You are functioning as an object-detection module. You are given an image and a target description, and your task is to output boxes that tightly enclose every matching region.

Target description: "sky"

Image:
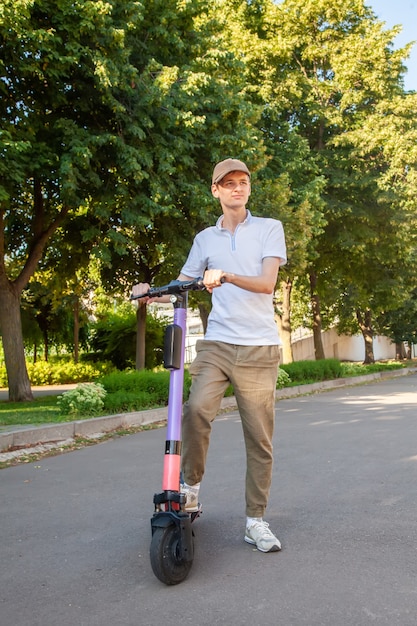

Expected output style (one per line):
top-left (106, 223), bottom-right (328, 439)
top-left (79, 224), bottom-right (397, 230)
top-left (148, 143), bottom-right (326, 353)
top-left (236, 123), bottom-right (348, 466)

top-left (367, 0), bottom-right (417, 91)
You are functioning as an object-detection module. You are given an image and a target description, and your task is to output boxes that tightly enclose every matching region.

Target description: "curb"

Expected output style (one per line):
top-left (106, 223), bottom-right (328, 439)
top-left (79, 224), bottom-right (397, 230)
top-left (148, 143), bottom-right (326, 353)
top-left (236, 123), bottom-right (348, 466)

top-left (1, 367), bottom-right (415, 456)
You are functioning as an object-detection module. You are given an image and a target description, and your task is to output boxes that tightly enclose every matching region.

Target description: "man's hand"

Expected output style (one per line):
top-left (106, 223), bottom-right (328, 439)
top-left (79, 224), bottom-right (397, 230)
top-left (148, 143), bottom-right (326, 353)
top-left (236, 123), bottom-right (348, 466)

top-left (131, 282), bottom-right (173, 304)
top-left (131, 282), bottom-right (152, 303)
top-left (203, 269), bottom-right (225, 293)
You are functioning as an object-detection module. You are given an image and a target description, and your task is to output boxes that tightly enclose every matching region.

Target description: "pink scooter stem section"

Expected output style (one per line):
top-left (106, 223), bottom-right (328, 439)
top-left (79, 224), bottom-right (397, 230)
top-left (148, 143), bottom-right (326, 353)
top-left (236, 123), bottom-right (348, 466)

top-left (162, 453), bottom-right (181, 491)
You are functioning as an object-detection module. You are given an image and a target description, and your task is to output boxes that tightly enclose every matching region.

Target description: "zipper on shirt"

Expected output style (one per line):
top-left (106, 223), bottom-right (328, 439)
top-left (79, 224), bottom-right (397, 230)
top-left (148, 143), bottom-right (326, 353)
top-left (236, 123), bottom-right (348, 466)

top-left (228, 223), bottom-right (243, 251)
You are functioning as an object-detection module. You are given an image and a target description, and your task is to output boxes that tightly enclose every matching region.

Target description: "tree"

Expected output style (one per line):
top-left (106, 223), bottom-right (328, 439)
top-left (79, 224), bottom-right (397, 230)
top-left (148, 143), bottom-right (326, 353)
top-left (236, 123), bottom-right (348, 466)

top-left (322, 89), bottom-right (417, 362)
top-left (1, 0), bottom-right (148, 398)
top-left (0, 0), bottom-right (267, 396)
top-left (238, 0), bottom-right (416, 361)
top-left (377, 287), bottom-right (417, 359)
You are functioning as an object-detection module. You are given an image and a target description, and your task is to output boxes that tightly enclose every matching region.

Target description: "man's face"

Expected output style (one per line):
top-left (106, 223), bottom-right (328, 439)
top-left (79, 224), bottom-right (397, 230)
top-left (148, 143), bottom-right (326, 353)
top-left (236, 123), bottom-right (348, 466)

top-left (211, 170), bottom-right (251, 208)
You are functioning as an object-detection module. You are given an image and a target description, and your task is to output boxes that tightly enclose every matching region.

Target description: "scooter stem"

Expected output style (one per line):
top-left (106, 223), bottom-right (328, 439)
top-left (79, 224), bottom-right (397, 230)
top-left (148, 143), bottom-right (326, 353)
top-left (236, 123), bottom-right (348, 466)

top-left (162, 293), bottom-right (187, 492)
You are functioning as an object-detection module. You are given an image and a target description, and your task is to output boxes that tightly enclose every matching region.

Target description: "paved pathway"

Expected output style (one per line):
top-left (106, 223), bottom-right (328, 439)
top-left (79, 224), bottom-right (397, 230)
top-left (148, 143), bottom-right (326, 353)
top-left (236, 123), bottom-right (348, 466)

top-left (0, 383), bottom-right (78, 401)
top-left (1, 374), bottom-right (417, 625)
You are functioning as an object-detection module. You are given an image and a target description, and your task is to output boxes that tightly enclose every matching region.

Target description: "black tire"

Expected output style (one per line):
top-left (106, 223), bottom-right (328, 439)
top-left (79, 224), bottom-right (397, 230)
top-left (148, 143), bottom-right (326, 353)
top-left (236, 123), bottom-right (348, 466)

top-left (150, 524), bottom-right (193, 585)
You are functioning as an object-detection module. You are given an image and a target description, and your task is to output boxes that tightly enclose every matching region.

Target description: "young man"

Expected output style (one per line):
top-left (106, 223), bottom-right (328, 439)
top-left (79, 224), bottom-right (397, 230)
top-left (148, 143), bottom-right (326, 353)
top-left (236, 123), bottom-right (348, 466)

top-left (133, 158), bottom-right (287, 552)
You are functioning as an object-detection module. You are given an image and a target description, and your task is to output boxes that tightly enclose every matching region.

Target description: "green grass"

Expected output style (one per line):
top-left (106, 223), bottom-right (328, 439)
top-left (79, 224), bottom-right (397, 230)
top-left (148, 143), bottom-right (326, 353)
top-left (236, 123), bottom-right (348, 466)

top-left (0, 395), bottom-right (107, 428)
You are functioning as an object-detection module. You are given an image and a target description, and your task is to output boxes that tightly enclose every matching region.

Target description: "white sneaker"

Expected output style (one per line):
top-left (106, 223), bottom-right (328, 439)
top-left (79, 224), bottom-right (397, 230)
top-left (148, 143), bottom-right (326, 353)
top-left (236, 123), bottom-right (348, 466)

top-left (245, 520), bottom-right (282, 553)
top-left (180, 482), bottom-right (200, 513)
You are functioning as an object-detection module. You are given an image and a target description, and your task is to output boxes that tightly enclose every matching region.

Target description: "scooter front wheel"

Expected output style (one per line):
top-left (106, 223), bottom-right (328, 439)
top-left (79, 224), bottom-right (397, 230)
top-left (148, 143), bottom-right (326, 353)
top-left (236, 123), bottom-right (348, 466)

top-left (150, 524), bottom-right (193, 585)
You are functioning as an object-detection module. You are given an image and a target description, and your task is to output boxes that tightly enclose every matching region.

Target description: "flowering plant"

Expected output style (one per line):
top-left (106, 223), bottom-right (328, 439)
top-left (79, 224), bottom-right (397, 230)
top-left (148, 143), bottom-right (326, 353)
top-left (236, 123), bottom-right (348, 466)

top-left (57, 382), bottom-right (107, 416)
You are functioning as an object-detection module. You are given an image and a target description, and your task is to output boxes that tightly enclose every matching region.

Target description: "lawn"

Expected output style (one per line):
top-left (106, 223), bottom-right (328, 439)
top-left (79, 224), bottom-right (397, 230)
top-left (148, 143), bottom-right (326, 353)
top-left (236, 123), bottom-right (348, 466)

top-left (0, 395), bottom-right (101, 427)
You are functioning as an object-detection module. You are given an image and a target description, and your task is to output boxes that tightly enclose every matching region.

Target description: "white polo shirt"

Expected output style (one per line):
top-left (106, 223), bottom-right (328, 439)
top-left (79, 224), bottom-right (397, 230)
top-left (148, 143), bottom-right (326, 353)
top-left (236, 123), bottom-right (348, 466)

top-left (181, 210), bottom-right (287, 346)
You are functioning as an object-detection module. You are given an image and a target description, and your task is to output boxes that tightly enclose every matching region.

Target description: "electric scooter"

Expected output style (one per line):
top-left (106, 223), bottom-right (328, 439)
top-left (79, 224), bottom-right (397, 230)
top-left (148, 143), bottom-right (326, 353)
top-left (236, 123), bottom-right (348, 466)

top-left (131, 277), bottom-right (205, 585)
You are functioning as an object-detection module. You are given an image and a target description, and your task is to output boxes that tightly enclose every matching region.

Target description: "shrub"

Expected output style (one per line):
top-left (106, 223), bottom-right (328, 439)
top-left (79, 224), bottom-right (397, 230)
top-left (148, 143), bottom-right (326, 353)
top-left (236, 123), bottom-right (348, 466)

top-left (280, 358), bottom-right (342, 383)
top-left (1, 360), bottom-right (113, 388)
top-left (361, 362), bottom-right (404, 373)
top-left (100, 369), bottom-right (172, 406)
top-left (0, 366), bottom-right (7, 388)
top-left (26, 360), bottom-right (113, 385)
top-left (90, 310), bottom-right (167, 370)
top-left (340, 361), bottom-right (404, 377)
top-left (277, 367), bottom-right (291, 389)
top-left (57, 383), bottom-right (107, 416)
top-left (103, 390), bottom-right (159, 413)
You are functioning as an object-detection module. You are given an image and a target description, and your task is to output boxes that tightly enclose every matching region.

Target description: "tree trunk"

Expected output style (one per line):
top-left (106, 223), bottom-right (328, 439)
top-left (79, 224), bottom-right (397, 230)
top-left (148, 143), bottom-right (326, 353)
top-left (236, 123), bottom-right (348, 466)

top-left (0, 283), bottom-right (33, 401)
top-left (356, 309), bottom-right (375, 364)
top-left (43, 330), bottom-right (49, 361)
top-left (135, 302), bottom-right (147, 370)
top-left (395, 342), bottom-right (406, 360)
top-left (73, 296), bottom-right (79, 364)
top-left (197, 302), bottom-right (210, 335)
top-left (276, 278), bottom-right (293, 363)
top-left (0, 193), bottom-right (70, 399)
top-left (309, 272), bottom-right (325, 360)
top-left (406, 342), bottom-right (412, 360)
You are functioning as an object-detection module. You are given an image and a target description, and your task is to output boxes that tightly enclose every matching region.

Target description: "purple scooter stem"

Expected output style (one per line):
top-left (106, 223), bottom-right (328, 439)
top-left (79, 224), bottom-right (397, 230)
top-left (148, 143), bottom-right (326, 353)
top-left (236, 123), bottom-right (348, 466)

top-left (162, 302), bottom-right (187, 492)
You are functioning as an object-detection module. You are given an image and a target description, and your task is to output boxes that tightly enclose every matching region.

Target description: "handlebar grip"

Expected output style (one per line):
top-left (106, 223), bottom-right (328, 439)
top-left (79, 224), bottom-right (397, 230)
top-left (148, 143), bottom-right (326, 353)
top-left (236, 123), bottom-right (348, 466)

top-left (129, 292), bottom-right (148, 301)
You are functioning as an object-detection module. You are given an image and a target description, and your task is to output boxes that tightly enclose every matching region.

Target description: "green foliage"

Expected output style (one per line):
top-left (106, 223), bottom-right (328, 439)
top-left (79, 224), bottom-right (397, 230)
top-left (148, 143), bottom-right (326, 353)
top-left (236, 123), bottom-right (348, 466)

top-left (99, 368), bottom-right (198, 410)
top-left (340, 361), bottom-right (404, 377)
top-left (57, 383), bottom-right (107, 416)
top-left (100, 369), bottom-right (171, 405)
top-left (277, 367), bottom-right (291, 389)
top-left (0, 367), bottom-right (7, 388)
top-left (90, 309), bottom-right (167, 370)
top-left (1, 0), bottom-right (265, 398)
top-left (2, 0), bottom-right (417, 397)
top-left (21, 275), bottom-right (91, 358)
top-left (25, 360), bottom-right (112, 386)
top-left (90, 311), bottom-right (137, 370)
top-left (102, 390), bottom-right (161, 414)
top-left (225, 0), bottom-right (417, 363)
top-left (99, 368), bottom-right (181, 411)
top-left (0, 355), bottom-right (114, 387)
top-left (376, 288), bottom-right (417, 345)
top-left (280, 359), bottom-right (405, 384)
top-left (280, 358), bottom-right (343, 383)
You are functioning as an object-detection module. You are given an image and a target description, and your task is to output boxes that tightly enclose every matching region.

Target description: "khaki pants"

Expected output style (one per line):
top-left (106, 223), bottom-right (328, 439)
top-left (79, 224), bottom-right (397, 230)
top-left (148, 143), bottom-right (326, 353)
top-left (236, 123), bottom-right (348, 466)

top-left (181, 340), bottom-right (280, 518)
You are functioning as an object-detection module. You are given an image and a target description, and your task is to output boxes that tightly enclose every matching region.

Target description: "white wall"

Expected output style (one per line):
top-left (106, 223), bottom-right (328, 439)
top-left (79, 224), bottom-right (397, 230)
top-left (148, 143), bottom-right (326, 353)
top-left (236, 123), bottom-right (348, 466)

top-left (290, 327), bottom-right (397, 363)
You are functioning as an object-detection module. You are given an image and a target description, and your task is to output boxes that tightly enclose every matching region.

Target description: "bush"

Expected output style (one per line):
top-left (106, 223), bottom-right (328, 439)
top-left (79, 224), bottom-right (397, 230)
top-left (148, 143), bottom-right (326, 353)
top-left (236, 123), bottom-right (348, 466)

top-left (0, 360), bottom-right (113, 388)
top-left (57, 383), bottom-right (107, 416)
top-left (277, 367), bottom-right (291, 388)
top-left (280, 358), bottom-right (342, 384)
top-left (90, 310), bottom-right (167, 370)
top-left (100, 369), bottom-right (172, 406)
top-left (0, 366), bottom-right (7, 387)
top-left (26, 360), bottom-right (113, 385)
top-left (103, 390), bottom-right (159, 413)
top-left (340, 361), bottom-right (404, 377)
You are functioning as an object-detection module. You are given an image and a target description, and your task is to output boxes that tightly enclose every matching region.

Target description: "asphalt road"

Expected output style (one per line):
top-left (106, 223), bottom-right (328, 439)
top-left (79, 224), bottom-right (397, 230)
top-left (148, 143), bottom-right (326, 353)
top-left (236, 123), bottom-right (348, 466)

top-left (1, 374), bottom-right (417, 626)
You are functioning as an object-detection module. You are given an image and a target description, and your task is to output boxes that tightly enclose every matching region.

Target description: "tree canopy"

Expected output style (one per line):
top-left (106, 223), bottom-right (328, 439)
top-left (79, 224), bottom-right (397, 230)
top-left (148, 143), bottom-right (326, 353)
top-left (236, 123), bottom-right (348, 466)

top-left (1, 0), bottom-right (416, 398)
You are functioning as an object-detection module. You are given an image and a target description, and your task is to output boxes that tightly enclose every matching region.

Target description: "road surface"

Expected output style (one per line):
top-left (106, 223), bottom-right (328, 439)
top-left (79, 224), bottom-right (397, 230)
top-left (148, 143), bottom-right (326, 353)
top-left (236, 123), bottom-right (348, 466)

top-left (1, 374), bottom-right (417, 625)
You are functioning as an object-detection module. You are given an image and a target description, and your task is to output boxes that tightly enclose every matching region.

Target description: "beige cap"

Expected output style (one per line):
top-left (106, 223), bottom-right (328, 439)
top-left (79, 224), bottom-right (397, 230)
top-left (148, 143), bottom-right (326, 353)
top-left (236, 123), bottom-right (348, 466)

top-left (212, 158), bottom-right (251, 184)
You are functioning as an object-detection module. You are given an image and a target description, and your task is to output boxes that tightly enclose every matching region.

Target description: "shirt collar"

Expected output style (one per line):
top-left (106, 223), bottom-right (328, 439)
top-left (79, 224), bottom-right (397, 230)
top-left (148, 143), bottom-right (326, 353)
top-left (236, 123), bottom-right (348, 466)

top-left (216, 209), bottom-right (251, 230)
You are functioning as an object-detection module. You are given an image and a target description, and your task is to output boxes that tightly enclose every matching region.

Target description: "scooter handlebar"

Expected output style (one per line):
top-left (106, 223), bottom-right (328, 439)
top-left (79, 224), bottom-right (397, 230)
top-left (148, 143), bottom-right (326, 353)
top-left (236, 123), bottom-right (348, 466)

top-left (130, 277), bottom-right (206, 301)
